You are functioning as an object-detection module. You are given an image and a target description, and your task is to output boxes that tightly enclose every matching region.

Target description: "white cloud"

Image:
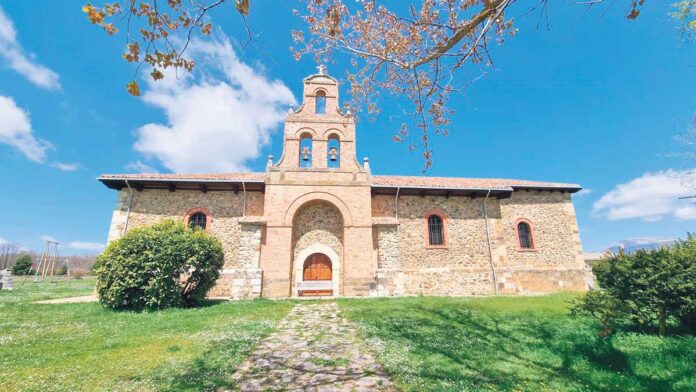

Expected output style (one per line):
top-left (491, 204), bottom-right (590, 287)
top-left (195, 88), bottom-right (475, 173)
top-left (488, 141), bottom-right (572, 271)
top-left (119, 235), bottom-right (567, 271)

top-left (0, 237), bottom-right (7, 245)
top-left (0, 5), bottom-right (60, 90)
top-left (593, 168), bottom-right (696, 221)
top-left (67, 241), bottom-right (105, 251)
top-left (126, 160), bottom-right (158, 173)
top-left (50, 162), bottom-right (81, 171)
top-left (576, 188), bottom-right (593, 197)
top-left (0, 95), bottom-right (52, 162)
top-left (133, 35), bottom-right (296, 172)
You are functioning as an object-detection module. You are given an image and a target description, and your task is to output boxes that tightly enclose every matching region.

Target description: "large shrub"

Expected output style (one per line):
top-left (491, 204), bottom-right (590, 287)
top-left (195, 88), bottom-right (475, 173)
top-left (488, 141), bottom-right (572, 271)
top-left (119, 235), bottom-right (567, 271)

top-left (96, 220), bottom-right (224, 310)
top-left (11, 254), bottom-right (33, 275)
top-left (574, 234), bottom-right (696, 336)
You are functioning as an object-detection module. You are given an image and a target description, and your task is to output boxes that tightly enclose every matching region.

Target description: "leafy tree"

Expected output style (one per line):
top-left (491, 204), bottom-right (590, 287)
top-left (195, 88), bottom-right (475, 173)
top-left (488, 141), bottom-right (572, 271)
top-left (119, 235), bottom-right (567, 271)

top-left (571, 289), bottom-right (627, 337)
top-left (575, 235), bottom-right (696, 336)
top-left (670, 233), bottom-right (696, 332)
top-left (82, 0), bottom-right (658, 170)
top-left (11, 254), bottom-right (33, 275)
top-left (672, 0), bottom-right (696, 42)
top-left (95, 220), bottom-right (224, 310)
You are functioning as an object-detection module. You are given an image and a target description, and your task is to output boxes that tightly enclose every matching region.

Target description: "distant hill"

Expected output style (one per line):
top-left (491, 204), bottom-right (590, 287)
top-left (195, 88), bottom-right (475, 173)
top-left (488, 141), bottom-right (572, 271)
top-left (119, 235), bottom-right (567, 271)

top-left (602, 237), bottom-right (679, 254)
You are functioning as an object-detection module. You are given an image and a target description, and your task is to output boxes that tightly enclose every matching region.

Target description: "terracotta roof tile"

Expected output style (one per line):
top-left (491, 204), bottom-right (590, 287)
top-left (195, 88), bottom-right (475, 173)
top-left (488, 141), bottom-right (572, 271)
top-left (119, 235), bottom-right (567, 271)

top-left (98, 172), bottom-right (580, 192)
top-left (371, 175), bottom-right (581, 191)
top-left (98, 172), bottom-right (265, 182)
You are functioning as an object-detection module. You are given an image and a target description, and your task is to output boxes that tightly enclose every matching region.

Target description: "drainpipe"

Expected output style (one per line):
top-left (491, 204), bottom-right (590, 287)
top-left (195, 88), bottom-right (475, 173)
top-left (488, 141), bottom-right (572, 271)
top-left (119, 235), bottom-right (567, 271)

top-left (483, 190), bottom-right (499, 295)
top-left (122, 180), bottom-right (134, 236)
top-left (394, 187), bottom-right (401, 219)
top-left (242, 180), bottom-right (247, 217)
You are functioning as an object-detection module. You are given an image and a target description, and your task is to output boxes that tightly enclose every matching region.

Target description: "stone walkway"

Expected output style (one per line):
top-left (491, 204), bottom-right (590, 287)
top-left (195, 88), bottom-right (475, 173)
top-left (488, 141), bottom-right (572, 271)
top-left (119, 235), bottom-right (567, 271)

top-left (33, 294), bottom-right (97, 304)
top-left (232, 302), bottom-right (395, 391)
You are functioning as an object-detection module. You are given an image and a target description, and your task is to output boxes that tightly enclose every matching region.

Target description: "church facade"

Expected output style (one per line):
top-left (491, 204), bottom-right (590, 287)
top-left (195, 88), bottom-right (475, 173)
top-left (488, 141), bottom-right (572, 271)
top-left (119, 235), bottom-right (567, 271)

top-left (99, 70), bottom-right (592, 299)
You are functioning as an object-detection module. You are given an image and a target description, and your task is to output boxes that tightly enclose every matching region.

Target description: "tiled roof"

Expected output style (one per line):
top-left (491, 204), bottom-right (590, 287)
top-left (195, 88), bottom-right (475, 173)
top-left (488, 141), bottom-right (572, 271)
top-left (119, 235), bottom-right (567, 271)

top-left (98, 172), bottom-right (580, 192)
top-left (371, 175), bottom-right (581, 191)
top-left (98, 172), bottom-right (265, 182)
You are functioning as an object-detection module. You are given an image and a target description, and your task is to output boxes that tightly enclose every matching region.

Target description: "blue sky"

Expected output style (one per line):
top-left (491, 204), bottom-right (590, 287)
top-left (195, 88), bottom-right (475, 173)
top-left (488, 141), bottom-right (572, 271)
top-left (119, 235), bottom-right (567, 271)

top-left (0, 0), bottom-right (693, 254)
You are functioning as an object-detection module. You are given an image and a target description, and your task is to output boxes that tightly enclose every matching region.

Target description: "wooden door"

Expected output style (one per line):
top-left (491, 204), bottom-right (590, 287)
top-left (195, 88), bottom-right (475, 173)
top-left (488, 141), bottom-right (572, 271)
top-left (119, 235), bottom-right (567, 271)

top-left (301, 253), bottom-right (332, 296)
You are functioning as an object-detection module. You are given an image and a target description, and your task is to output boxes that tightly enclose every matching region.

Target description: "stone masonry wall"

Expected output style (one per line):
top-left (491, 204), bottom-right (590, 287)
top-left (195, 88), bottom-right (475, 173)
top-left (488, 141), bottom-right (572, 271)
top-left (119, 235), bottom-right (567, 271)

top-left (373, 194), bottom-right (497, 269)
top-left (374, 226), bottom-right (398, 270)
top-left (371, 191), bottom-right (589, 296)
top-left (497, 190), bottom-right (591, 293)
top-left (499, 190), bottom-right (580, 267)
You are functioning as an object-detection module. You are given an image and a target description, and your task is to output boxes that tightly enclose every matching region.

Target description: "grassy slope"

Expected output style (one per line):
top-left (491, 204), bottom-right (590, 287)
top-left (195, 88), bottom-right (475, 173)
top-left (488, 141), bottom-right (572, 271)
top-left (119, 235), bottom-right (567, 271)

top-left (0, 277), bottom-right (293, 392)
top-left (338, 293), bottom-right (696, 392)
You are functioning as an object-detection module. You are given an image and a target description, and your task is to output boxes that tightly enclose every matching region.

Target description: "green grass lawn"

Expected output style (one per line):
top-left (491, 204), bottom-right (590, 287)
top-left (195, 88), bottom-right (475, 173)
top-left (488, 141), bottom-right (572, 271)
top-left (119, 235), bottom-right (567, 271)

top-left (0, 277), bottom-right (294, 392)
top-left (338, 293), bottom-right (696, 392)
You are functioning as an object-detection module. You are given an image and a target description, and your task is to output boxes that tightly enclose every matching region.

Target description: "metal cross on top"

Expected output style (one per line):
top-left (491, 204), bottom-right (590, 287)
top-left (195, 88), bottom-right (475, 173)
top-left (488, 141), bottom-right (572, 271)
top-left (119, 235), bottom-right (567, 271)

top-left (317, 64), bottom-right (327, 75)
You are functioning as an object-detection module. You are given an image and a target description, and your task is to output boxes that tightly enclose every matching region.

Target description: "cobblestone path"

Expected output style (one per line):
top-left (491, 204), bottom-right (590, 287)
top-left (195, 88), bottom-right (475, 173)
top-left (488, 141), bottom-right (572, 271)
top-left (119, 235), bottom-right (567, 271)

top-left (231, 302), bottom-right (395, 391)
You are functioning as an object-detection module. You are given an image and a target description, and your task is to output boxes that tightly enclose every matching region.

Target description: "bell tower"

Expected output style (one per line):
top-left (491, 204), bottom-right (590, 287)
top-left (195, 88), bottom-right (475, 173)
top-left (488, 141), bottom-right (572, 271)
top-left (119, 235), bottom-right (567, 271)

top-left (260, 66), bottom-right (376, 299)
top-left (272, 66), bottom-right (363, 172)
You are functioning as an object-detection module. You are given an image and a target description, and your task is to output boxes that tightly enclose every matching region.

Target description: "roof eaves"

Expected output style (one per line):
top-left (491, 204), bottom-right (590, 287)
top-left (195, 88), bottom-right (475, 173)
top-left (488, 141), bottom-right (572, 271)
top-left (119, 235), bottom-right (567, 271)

top-left (511, 184), bottom-right (582, 193)
top-left (370, 184), bottom-right (513, 192)
top-left (97, 176), bottom-right (265, 184)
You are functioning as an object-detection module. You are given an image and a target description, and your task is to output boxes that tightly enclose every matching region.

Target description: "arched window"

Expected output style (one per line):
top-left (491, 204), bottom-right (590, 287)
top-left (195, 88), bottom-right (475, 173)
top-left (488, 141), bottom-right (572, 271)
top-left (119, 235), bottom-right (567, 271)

top-left (189, 212), bottom-right (207, 230)
top-left (184, 207), bottom-right (211, 231)
top-left (427, 215), bottom-right (444, 246)
top-left (299, 133), bottom-right (313, 168)
top-left (327, 135), bottom-right (340, 169)
top-left (315, 90), bottom-right (326, 114)
top-left (517, 221), bottom-right (534, 249)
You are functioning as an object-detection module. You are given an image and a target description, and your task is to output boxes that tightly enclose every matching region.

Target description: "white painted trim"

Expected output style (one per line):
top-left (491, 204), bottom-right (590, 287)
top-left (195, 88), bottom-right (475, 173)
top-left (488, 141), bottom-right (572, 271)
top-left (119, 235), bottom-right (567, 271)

top-left (294, 244), bottom-right (341, 297)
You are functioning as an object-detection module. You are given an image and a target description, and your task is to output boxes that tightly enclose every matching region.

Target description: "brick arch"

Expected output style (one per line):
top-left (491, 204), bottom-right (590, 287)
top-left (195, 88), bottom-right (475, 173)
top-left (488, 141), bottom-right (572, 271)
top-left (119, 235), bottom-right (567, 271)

top-left (183, 207), bottom-right (213, 232)
top-left (294, 127), bottom-right (318, 139)
top-left (283, 192), bottom-right (353, 227)
top-left (514, 218), bottom-right (537, 251)
top-left (322, 128), bottom-right (345, 140)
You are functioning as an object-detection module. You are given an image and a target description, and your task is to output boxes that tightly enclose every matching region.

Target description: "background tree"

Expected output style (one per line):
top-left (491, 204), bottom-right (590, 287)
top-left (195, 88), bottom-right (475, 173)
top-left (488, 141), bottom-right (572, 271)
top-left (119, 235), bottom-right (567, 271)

top-left (574, 235), bottom-right (696, 336)
top-left (671, 0), bottom-right (696, 42)
top-left (82, 0), bottom-right (657, 170)
top-left (11, 254), bottom-right (33, 276)
top-left (1, 241), bottom-right (20, 270)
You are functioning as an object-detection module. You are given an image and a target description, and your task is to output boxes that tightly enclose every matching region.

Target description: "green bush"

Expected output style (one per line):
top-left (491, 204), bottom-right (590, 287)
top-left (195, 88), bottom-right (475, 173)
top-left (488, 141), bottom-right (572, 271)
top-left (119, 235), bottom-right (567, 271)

top-left (12, 254), bottom-right (33, 275)
top-left (95, 220), bottom-right (224, 310)
top-left (574, 234), bottom-right (696, 336)
top-left (571, 289), bottom-right (627, 337)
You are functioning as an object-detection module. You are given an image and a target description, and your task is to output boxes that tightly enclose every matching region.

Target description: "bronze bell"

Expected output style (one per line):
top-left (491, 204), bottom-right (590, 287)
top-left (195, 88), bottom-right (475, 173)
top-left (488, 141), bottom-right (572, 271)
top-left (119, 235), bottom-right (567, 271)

top-left (329, 147), bottom-right (338, 161)
top-left (302, 146), bottom-right (310, 161)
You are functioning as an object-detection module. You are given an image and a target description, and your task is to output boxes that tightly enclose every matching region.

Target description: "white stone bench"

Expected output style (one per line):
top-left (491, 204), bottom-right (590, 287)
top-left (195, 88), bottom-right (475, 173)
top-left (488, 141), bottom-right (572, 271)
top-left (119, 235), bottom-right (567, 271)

top-left (296, 280), bottom-right (333, 290)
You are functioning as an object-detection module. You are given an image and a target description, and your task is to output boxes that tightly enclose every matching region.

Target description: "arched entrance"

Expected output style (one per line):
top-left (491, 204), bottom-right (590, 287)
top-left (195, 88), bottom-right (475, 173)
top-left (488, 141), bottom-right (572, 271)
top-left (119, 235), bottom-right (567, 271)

top-left (300, 253), bottom-right (333, 296)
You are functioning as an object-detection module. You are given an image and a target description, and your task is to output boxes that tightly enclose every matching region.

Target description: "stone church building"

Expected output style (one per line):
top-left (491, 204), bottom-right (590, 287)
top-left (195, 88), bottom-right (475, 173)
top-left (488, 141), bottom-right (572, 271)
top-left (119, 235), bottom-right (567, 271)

top-left (99, 69), bottom-right (592, 299)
